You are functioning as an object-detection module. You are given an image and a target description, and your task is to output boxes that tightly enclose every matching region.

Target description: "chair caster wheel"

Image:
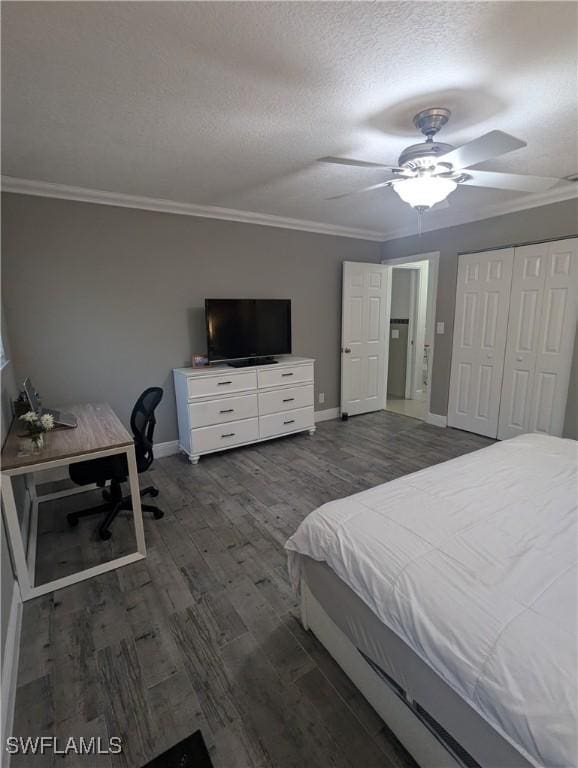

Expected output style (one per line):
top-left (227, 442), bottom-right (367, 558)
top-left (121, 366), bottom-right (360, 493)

top-left (149, 488), bottom-right (159, 498)
top-left (99, 529), bottom-right (112, 541)
top-left (67, 515), bottom-right (79, 527)
top-left (153, 510), bottom-right (164, 520)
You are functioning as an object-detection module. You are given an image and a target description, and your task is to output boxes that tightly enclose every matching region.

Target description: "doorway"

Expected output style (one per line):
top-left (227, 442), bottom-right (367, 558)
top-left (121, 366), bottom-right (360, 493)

top-left (339, 254), bottom-right (439, 422)
top-left (384, 255), bottom-right (437, 422)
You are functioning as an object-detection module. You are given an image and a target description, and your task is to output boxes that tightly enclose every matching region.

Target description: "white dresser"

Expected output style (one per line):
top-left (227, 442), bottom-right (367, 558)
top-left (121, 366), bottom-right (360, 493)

top-left (173, 356), bottom-right (316, 463)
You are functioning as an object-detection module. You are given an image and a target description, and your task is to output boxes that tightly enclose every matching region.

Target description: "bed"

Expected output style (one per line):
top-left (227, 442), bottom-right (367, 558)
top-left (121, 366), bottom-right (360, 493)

top-left (285, 433), bottom-right (578, 768)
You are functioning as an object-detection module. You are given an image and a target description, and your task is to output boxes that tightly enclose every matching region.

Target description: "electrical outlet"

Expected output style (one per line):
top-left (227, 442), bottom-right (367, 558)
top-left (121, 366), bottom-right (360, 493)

top-left (436, 321), bottom-right (445, 335)
top-left (318, 392), bottom-right (325, 404)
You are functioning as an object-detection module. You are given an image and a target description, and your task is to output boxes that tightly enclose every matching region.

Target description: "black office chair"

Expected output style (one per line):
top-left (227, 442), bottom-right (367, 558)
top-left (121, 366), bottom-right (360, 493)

top-left (67, 387), bottom-right (165, 540)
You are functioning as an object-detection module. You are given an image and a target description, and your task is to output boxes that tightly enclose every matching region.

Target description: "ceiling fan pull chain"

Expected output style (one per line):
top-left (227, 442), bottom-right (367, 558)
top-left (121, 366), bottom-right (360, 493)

top-left (414, 205), bottom-right (428, 236)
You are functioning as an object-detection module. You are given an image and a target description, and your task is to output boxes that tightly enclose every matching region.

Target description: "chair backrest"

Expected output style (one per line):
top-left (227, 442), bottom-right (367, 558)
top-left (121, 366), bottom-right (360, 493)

top-left (130, 387), bottom-right (163, 472)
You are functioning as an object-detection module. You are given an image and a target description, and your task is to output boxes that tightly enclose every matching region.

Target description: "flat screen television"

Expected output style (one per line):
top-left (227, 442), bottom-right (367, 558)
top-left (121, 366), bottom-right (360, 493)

top-left (205, 299), bottom-right (292, 365)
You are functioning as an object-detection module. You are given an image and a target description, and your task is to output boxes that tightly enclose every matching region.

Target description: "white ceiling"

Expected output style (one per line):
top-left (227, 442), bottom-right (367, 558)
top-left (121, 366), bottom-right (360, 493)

top-left (2, 2), bottom-right (577, 239)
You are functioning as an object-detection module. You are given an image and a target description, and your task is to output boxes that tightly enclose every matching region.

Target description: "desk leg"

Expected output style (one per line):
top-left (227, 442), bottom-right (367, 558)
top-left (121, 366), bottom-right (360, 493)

top-left (1, 475), bottom-right (33, 600)
top-left (24, 472), bottom-right (37, 506)
top-left (126, 446), bottom-right (146, 557)
top-left (24, 473), bottom-right (39, 586)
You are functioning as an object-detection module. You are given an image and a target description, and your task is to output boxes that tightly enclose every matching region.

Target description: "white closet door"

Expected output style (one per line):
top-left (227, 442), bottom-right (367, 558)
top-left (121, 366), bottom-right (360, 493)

top-left (497, 243), bottom-right (548, 439)
top-left (531, 239), bottom-right (578, 435)
top-left (447, 249), bottom-right (514, 437)
top-left (499, 238), bottom-right (577, 439)
top-left (341, 262), bottom-right (390, 417)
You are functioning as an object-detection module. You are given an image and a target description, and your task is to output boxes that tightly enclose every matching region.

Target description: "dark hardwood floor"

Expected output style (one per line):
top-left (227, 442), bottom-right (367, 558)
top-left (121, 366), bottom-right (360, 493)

top-left (12, 412), bottom-right (492, 767)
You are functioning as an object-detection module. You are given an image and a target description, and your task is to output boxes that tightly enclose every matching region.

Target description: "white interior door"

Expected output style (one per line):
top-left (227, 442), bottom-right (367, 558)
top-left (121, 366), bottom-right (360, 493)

top-left (448, 249), bottom-right (514, 437)
top-left (410, 264), bottom-right (428, 399)
top-left (498, 238), bottom-right (578, 439)
top-left (341, 262), bottom-right (390, 417)
top-left (405, 269), bottom-right (417, 399)
top-left (497, 243), bottom-right (545, 440)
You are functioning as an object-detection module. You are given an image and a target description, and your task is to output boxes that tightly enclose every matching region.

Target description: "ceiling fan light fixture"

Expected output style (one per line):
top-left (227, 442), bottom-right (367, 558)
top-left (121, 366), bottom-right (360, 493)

top-left (392, 175), bottom-right (457, 209)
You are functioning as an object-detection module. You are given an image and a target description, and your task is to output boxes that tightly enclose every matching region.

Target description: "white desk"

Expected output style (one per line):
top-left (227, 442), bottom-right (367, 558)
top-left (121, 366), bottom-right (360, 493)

top-left (0, 403), bottom-right (146, 600)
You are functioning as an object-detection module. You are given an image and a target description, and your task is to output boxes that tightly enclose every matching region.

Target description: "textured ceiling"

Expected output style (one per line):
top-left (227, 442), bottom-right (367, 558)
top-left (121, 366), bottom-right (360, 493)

top-left (2, 1), bottom-right (577, 237)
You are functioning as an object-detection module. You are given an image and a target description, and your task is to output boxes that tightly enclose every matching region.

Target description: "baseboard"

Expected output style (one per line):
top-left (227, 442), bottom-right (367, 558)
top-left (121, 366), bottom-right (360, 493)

top-left (1, 581), bottom-right (22, 764)
top-left (34, 466), bottom-right (68, 484)
top-left (154, 440), bottom-right (180, 458)
top-left (314, 408), bottom-right (339, 423)
top-left (157, 411), bottom-right (338, 459)
top-left (30, 412), bottom-right (339, 469)
top-left (425, 412), bottom-right (447, 428)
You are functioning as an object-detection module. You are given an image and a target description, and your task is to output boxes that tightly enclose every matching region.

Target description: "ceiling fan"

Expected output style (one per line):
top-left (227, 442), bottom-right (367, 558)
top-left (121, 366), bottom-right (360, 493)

top-left (319, 107), bottom-right (569, 213)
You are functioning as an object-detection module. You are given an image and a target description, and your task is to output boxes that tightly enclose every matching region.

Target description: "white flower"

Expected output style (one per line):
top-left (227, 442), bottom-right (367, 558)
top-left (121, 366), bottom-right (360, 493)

top-left (20, 411), bottom-right (40, 424)
top-left (40, 413), bottom-right (55, 431)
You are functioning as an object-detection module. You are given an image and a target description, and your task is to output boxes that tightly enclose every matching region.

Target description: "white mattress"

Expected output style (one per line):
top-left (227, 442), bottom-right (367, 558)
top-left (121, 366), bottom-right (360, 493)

top-left (286, 433), bottom-right (578, 768)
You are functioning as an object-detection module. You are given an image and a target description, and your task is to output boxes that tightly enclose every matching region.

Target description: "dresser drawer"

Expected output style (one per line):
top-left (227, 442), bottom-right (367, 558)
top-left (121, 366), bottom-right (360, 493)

top-left (191, 417), bottom-right (259, 454)
top-left (258, 363), bottom-right (314, 390)
top-left (189, 394), bottom-right (258, 428)
top-left (259, 406), bottom-right (314, 439)
top-left (258, 384), bottom-right (314, 416)
top-left (186, 370), bottom-right (257, 399)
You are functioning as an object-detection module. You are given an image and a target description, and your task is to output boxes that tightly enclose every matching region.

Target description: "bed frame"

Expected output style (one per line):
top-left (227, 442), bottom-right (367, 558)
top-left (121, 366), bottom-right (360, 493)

top-left (300, 580), bottom-right (466, 768)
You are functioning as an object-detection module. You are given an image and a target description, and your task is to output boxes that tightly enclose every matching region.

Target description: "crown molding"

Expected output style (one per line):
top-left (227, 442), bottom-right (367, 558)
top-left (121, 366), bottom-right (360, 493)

top-left (380, 183), bottom-right (578, 242)
top-left (0, 176), bottom-right (386, 242)
top-left (2, 175), bottom-right (576, 244)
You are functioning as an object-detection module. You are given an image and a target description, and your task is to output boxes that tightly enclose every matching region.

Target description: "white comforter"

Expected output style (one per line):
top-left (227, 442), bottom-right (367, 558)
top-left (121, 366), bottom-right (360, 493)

top-left (286, 434), bottom-right (578, 768)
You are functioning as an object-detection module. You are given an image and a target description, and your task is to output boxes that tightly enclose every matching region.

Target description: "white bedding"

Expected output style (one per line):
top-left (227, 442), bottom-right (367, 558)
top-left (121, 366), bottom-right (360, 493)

top-left (286, 434), bottom-right (578, 768)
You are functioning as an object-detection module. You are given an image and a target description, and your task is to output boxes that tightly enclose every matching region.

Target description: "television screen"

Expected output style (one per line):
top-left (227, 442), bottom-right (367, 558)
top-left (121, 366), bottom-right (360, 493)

top-left (205, 299), bottom-right (291, 363)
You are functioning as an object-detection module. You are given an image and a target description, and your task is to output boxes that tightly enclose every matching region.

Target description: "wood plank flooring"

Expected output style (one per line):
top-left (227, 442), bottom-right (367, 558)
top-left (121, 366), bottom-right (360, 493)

top-left (12, 412), bottom-right (492, 767)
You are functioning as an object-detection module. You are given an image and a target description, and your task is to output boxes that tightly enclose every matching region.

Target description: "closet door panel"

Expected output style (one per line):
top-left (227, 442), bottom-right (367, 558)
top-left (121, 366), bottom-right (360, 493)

top-left (448, 249), bottom-right (514, 437)
top-left (498, 238), bottom-right (577, 440)
top-left (529, 239), bottom-right (578, 436)
top-left (497, 243), bottom-right (547, 440)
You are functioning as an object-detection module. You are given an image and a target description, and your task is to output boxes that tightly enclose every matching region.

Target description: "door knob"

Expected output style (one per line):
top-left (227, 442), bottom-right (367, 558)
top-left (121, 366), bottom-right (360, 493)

top-left (343, 347), bottom-right (351, 354)
top-left (516, 356), bottom-right (523, 362)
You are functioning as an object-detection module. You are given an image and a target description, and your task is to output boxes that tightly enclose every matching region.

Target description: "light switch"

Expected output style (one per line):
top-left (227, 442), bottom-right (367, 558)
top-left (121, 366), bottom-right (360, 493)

top-left (391, 329), bottom-right (400, 339)
top-left (436, 321), bottom-right (445, 335)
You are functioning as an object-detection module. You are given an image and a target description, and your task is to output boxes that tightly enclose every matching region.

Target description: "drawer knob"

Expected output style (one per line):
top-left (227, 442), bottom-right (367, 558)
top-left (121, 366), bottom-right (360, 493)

top-left (282, 397), bottom-right (295, 402)
top-left (218, 380), bottom-right (233, 385)
top-left (284, 419), bottom-right (295, 425)
top-left (220, 408), bottom-right (234, 413)
top-left (281, 372), bottom-right (294, 377)
top-left (221, 432), bottom-right (235, 438)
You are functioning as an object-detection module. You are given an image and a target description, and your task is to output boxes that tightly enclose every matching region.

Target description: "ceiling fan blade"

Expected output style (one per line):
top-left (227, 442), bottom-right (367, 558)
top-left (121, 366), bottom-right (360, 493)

top-left (439, 130), bottom-right (526, 170)
top-left (326, 179), bottom-right (395, 200)
top-left (460, 169), bottom-right (564, 193)
top-left (318, 156), bottom-right (398, 170)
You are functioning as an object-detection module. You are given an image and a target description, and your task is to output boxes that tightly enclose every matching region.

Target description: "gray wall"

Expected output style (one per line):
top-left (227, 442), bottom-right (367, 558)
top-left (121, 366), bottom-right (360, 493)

top-left (390, 269), bottom-right (412, 320)
top-left (1, 193), bottom-right (381, 443)
top-left (1, 313), bottom-right (18, 668)
top-left (381, 199), bottom-right (578, 438)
